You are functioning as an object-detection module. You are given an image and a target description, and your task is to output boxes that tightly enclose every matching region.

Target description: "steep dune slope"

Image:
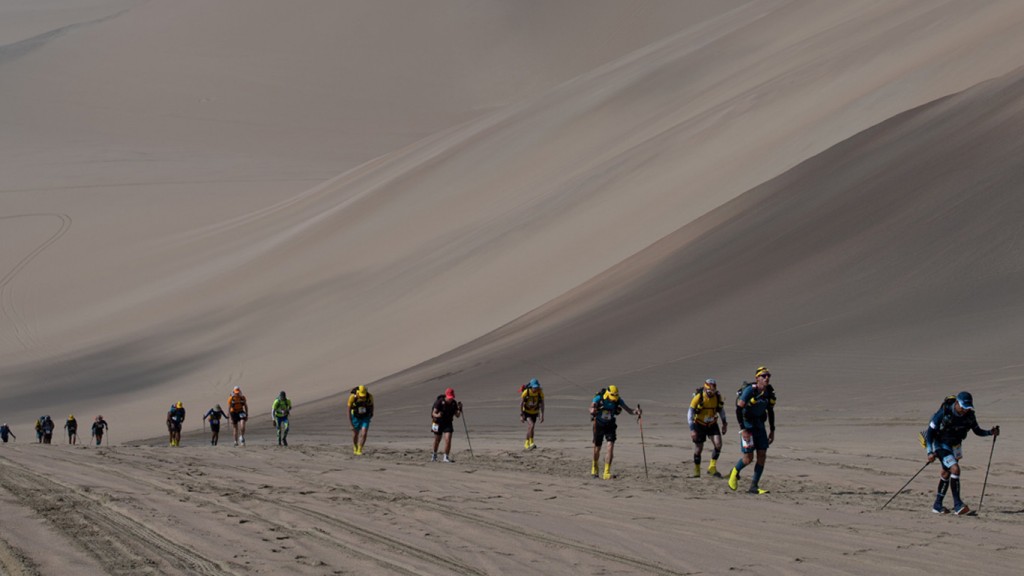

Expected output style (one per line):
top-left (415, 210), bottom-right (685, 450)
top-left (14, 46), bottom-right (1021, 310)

top-left (350, 63), bottom-right (1024, 434)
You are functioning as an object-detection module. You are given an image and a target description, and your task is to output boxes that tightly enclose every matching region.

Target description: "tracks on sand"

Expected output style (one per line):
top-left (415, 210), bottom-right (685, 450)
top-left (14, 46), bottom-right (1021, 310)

top-left (0, 455), bottom-right (231, 576)
top-left (0, 534), bottom-right (42, 576)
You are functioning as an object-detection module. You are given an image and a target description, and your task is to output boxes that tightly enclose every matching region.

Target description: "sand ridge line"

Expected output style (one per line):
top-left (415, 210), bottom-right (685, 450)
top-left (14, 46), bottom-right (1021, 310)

top-left (0, 454), bottom-right (231, 576)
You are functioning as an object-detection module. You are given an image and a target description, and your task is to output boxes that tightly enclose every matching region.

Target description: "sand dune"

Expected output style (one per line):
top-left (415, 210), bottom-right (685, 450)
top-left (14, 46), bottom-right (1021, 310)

top-left (2, 1), bottom-right (1024, 574)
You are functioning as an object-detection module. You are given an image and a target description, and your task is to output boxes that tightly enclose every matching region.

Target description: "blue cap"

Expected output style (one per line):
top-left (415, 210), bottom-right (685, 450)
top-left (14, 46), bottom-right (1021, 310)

top-left (956, 391), bottom-right (974, 411)
top-left (529, 378), bottom-right (540, 389)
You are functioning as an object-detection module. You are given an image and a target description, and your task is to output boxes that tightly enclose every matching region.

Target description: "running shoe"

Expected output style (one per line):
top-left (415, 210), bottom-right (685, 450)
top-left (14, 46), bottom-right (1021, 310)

top-left (728, 468), bottom-right (739, 491)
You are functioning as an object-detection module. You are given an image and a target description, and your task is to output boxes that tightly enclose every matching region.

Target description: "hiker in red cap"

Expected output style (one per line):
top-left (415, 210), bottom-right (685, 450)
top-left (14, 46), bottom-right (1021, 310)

top-left (430, 388), bottom-right (462, 463)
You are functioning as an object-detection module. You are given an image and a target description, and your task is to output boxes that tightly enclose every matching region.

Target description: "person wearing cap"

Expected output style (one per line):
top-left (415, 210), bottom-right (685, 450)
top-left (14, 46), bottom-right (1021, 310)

top-left (65, 414), bottom-right (79, 445)
top-left (431, 388), bottom-right (462, 463)
top-left (0, 423), bottom-right (15, 443)
top-left (589, 385), bottom-right (641, 480)
top-left (203, 404), bottom-right (228, 446)
top-left (924, 391), bottom-right (999, 515)
top-left (167, 401), bottom-right (186, 447)
top-left (688, 379), bottom-right (728, 478)
top-left (272, 391), bottom-right (292, 447)
top-left (728, 366), bottom-right (776, 494)
top-left (227, 386), bottom-right (249, 446)
top-left (520, 378), bottom-right (545, 450)
top-left (348, 385), bottom-right (374, 455)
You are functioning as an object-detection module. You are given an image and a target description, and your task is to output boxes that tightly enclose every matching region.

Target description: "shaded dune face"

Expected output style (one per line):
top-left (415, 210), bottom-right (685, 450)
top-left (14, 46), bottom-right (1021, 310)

top-left (353, 64), bottom-right (1024, 427)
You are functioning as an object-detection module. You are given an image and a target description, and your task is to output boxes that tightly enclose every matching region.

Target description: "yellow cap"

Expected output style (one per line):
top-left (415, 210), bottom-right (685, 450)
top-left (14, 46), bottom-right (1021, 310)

top-left (605, 385), bottom-right (619, 400)
top-left (176, 401), bottom-right (183, 408)
top-left (755, 366), bottom-right (771, 378)
top-left (357, 385), bottom-right (367, 397)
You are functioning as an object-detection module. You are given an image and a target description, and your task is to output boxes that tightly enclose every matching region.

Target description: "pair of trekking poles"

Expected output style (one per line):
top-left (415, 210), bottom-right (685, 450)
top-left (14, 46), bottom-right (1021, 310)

top-left (881, 436), bottom-right (997, 514)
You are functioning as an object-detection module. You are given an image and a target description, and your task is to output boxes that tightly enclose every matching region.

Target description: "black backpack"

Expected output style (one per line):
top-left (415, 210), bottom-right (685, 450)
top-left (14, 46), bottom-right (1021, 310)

top-left (693, 387), bottom-right (722, 411)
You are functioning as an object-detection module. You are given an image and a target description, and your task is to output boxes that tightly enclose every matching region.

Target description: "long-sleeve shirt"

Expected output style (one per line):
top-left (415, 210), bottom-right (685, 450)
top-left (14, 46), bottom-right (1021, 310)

top-left (924, 403), bottom-right (992, 452)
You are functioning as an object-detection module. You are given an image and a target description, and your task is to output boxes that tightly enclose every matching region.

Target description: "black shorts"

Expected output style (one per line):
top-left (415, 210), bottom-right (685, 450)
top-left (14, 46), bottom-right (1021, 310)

top-left (209, 422), bottom-right (220, 432)
top-left (168, 421), bottom-right (182, 432)
top-left (693, 422), bottom-right (722, 443)
top-left (593, 420), bottom-right (617, 446)
top-left (432, 421), bottom-right (454, 435)
top-left (522, 412), bottom-right (539, 423)
top-left (230, 411), bottom-right (247, 424)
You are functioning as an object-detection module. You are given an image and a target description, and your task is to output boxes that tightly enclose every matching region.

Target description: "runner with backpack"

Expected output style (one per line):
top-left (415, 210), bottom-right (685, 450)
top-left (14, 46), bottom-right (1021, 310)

top-left (228, 386), bottom-right (249, 446)
top-left (40, 415), bottom-right (55, 444)
top-left (0, 423), bottom-right (15, 443)
top-left (65, 414), bottom-right (79, 445)
top-left (167, 401), bottom-right (186, 447)
top-left (922, 391), bottom-right (999, 515)
top-left (91, 415), bottom-right (108, 446)
top-left (203, 404), bottom-right (228, 445)
top-left (272, 391), bottom-right (292, 447)
top-left (589, 385), bottom-right (641, 480)
top-left (520, 378), bottom-right (545, 450)
top-left (728, 366), bottom-right (776, 494)
top-left (348, 385), bottom-right (374, 455)
top-left (687, 379), bottom-right (728, 478)
top-left (430, 388), bottom-right (462, 463)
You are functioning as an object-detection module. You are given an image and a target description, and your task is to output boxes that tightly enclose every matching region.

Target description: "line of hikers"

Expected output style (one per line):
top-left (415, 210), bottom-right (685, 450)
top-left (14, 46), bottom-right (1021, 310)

top-left (5, 365), bottom-right (998, 513)
top-left (3, 415), bottom-right (110, 445)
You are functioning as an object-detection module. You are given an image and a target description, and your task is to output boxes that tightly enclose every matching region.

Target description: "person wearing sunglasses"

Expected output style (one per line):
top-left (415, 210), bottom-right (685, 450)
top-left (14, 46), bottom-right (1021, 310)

top-left (728, 366), bottom-right (776, 494)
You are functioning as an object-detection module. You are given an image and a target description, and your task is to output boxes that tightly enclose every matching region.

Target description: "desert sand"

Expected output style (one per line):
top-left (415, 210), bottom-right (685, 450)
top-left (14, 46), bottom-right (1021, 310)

top-left (2, 1), bottom-right (1024, 574)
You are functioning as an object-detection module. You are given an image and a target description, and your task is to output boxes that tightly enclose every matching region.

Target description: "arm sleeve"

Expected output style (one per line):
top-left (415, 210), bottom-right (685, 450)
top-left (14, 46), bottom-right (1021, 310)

top-left (924, 412), bottom-right (940, 453)
top-left (717, 404), bottom-right (728, 425)
top-left (686, 407), bottom-right (696, 430)
top-left (735, 400), bottom-right (747, 430)
top-left (767, 405), bottom-right (776, 430)
top-left (970, 414), bottom-right (991, 437)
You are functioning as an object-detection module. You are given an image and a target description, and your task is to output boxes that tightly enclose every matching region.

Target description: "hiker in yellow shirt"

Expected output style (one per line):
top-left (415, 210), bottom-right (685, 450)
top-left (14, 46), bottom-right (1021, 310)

top-left (520, 379), bottom-right (545, 450)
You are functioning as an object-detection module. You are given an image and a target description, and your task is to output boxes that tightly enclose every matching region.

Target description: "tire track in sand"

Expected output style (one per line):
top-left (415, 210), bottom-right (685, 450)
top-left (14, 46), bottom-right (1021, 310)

top-left (0, 455), bottom-right (230, 576)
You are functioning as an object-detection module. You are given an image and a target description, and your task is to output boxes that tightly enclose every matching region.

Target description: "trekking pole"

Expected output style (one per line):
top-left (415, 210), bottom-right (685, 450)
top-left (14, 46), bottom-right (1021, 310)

top-left (637, 404), bottom-right (649, 480)
top-left (881, 460), bottom-right (931, 510)
top-left (974, 435), bottom-right (997, 515)
top-left (460, 407), bottom-right (474, 459)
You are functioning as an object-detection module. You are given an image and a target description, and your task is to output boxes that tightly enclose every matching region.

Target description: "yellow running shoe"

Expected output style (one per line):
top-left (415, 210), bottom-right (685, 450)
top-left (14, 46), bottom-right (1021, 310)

top-left (728, 468), bottom-right (739, 491)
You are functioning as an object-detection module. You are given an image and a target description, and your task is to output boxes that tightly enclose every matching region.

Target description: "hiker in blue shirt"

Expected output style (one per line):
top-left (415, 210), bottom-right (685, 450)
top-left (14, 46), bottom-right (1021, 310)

top-left (924, 391), bottom-right (999, 515)
top-left (728, 366), bottom-right (776, 494)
